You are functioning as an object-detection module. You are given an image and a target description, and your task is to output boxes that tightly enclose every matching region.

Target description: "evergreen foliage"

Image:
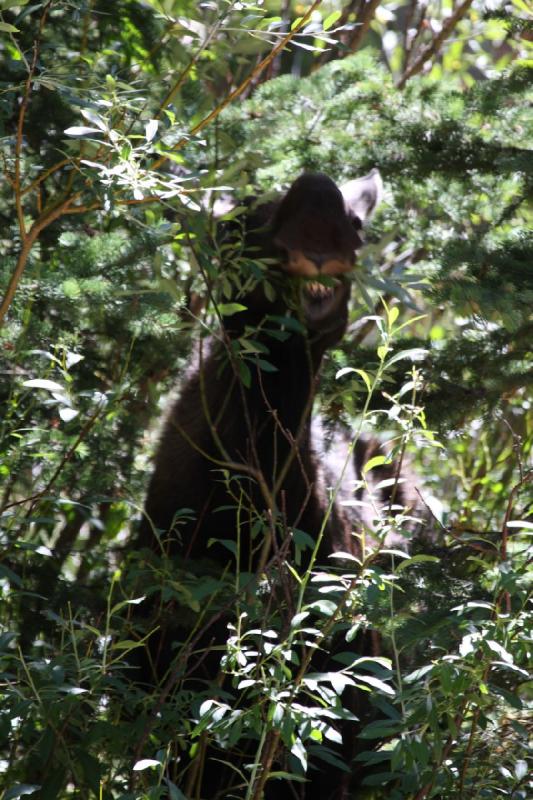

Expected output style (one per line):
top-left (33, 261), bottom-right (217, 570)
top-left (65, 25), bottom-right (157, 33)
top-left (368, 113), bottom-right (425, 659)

top-left (0, 2), bottom-right (531, 799)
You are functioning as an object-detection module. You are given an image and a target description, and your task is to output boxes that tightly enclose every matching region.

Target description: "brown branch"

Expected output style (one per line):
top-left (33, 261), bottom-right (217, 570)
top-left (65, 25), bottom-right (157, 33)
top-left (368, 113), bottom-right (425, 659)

top-left (413, 710), bottom-right (466, 800)
top-left (156, 7), bottom-right (231, 118)
top-left (14, 1), bottom-right (53, 236)
top-left (397, 0), bottom-right (474, 89)
top-left (4, 2), bottom-right (323, 321)
top-left (312, 0), bottom-right (359, 68)
top-left (151, 0), bottom-right (323, 171)
top-left (347, 0), bottom-right (382, 53)
top-left (21, 158), bottom-right (74, 197)
top-left (0, 193), bottom-right (82, 326)
top-left (402, 1), bottom-right (427, 74)
top-left (251, 729), bottom-right (281, 800)
top-left (499, 469), bottom-right (533, 613)
top-left (415, 470), bottom-right (533, 798)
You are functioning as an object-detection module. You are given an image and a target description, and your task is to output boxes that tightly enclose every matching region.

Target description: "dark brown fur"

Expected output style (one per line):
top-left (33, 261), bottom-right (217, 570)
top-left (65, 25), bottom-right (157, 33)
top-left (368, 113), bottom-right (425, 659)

top-left (136, 171), bottom-right (383, 799)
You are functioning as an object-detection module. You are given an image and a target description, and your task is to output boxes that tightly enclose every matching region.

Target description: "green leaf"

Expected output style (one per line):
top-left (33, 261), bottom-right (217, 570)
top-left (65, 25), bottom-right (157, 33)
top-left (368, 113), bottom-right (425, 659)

top-left (486, 640), bottom-right (513, 663)
top-left (336, 367), bottom-right (372, 392)
top-left (395, 314), bottom-right (427, 333)
top-left (290, 737), bottom-right (307, 771)
top-left (80, 109), bottom-right (106, 130)
top-left (329, 672), bottom-right (356, 695)
top-left (0, 564), bottom-right (22, 587)
top-left (256, 358), bottom-right (277, 372)
top-left (387, 305), bottom-right (400, 326)
top-left (395, 555), bottom-right (440, 573)
top-left (269, 314), bottom-right (305, 333)
top-left (109, 596), bottom-right (146, 615)
top-left (362, 454), bottom-right (388, 475)
top-left (166, 780), bottom-right (188, 800)
top-left (210, 538), bottom-right (237, 556)
top-left (0, 22), bottom-right (19, 32)
top-left (111, 639), bottom-right (147, 650)
top-left (507, 519), bottom-right (533, 530)
top-left (218, 303), bottom-right (247, 316)
top-left (290, 611), bottom-right (310, 629)
top-left (323, 10), bottom-right (341, 30)
top-left (385, 348), bottom-right (428, 367)
top-left (328, 550), bottom-right (360, 563)
top-left (362, 771), bottom-right (399, 786)
top-left (308, 599), bottom-right (337, 616)
top-left (238, 359), bottom-right (251, 388)
top-left (267, 772), bottom-right (308, 783)
top-left (0, 0), bottom-right (30, 8)
top-left (359, 720), bottom-right (403, 739)
top-left (514, 760), bottom-right (528, 781)
top-left (145, 119), bottom-right (158, 142)
top-left (64, 126), bottom-right (103, 136)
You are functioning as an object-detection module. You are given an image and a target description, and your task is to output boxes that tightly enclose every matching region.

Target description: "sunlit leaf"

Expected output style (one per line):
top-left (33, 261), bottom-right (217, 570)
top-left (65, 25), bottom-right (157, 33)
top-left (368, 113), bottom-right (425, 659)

top-left (132, 759), bottom-right (161, 771)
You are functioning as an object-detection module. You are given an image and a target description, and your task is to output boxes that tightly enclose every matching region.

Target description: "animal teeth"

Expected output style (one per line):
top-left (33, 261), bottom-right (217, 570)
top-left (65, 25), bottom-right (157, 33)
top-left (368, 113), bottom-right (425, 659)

top-left (306, 282), bottom-right (335, 299)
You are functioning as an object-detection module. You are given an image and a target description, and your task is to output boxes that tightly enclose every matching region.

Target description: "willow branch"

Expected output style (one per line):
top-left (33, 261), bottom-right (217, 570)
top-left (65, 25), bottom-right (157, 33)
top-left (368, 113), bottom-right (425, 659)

top-left (156, 5), bottom-right (233, 118)
top-left (151, 0), bottom-right (323, 171)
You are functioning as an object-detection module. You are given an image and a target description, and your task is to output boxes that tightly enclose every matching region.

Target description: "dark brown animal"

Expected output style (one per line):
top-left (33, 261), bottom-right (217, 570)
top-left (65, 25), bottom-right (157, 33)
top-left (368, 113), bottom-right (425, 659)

top-left (136, 170), bottom-right (383, 799)
top-left (138, 171), bottom-right (382, 567)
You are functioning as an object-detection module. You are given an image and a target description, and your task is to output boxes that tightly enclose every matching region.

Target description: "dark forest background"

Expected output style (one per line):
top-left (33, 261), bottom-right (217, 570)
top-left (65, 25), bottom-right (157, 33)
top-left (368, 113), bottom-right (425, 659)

top-left (0, 1), bottom-right (531, 799)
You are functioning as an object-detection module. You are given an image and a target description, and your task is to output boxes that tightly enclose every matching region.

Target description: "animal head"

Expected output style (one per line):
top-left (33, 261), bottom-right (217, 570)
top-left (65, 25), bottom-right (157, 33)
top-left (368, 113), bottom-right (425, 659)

top-left (217, 170), bottom-right (382, 337)
top-left (270, 170), bottom-right (382, 330)
top-left (271, 169), bottom-right (383, 278)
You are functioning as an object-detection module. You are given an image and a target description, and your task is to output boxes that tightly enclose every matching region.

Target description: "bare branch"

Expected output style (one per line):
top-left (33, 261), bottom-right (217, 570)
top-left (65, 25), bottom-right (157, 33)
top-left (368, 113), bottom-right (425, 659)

top-left (347, 0), bottom-right (382, 53)
top-left (397, 0), bottom-right (474, 89)
top-left (14, 1), bottom-right (53, 236)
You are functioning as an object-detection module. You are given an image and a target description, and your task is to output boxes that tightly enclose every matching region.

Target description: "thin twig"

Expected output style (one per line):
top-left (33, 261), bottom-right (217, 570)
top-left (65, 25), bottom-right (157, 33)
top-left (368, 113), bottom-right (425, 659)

top-left (403, 0), bottom-right (427, 74)
top-left (14, 1), bottom-right (53, 236)
top-left (3, 401), bottom-right (103, 512)
top-left (150, 0), bottom-right (323, 171)
top-left (397, 0), bottom-right (474, 88)
top-left (156, 3), bottom-right (236, 117)
top-left (499, 469), bottom-right (533, 613)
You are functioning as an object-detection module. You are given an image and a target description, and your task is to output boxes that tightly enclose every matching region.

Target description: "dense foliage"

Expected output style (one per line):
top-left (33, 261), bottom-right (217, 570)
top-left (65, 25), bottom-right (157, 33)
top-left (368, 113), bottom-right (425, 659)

top-left (0, 2), bottom-right (531, 799)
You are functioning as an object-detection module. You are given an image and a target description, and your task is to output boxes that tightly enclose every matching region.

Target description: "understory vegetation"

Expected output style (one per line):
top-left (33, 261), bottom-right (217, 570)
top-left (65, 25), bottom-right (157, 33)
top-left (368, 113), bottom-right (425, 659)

top-left (0, 2), bottom-right (531, 799)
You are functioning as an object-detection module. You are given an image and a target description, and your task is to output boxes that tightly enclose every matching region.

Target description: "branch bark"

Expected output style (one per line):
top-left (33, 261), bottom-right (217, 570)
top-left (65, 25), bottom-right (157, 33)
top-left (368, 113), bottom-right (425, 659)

top-left (0, 195), bottom-right (80, 326)
top-left (14, 1), bottom-right (53, 236)
top-left (347, 0), bottom-right (382, 53)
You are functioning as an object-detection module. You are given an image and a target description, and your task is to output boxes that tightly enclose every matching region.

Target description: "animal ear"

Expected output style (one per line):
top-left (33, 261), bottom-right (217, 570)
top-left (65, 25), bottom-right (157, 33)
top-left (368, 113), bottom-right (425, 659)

top-left (340, 168), bottom-right (383, 229)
